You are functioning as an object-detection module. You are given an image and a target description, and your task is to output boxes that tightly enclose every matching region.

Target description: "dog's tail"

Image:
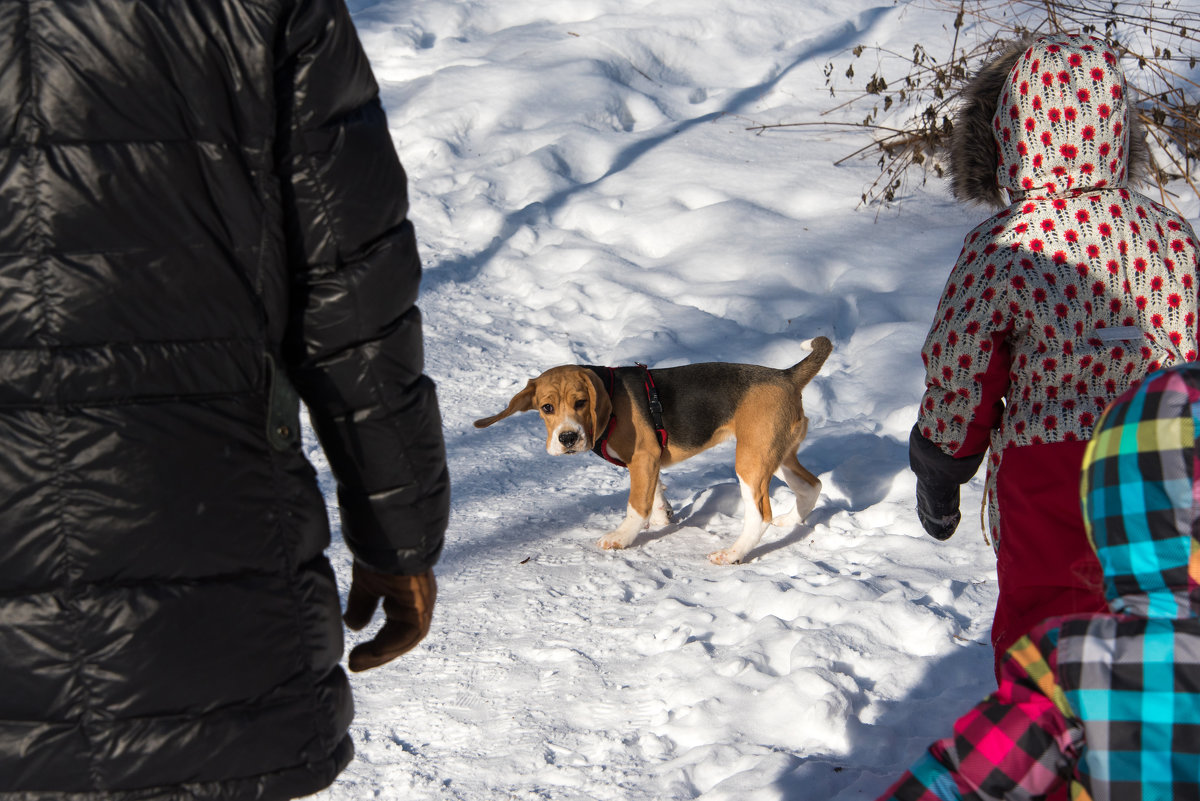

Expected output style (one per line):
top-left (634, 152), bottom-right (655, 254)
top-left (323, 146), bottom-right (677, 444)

top-left (786, 336), bottom-right (832, 388)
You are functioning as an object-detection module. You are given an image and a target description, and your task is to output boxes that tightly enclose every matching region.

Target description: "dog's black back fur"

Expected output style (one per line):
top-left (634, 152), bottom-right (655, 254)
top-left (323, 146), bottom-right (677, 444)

top-left (595, 363), bottom-right (794, 451)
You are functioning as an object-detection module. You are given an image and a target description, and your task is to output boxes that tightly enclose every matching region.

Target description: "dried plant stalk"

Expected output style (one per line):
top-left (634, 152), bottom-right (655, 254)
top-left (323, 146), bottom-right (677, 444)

top-left (758, 1), bottom-right (1200, 210)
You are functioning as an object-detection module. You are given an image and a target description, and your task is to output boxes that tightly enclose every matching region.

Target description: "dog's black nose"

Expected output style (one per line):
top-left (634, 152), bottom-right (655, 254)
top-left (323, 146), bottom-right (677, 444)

top-left (558, 431), bottom-right (580, 449)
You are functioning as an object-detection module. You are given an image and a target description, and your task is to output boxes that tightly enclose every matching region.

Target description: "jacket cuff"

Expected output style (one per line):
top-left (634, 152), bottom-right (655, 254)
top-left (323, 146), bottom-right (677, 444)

top-left (909, 424), bottom-right (986, 488)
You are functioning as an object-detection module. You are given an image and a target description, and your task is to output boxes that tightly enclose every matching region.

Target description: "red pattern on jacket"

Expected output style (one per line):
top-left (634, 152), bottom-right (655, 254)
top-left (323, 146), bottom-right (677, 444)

top-left (917, 35), bottom-right (1199, 546)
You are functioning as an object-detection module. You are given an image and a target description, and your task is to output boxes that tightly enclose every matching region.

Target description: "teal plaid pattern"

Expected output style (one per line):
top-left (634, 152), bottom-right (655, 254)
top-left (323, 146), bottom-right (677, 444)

top-left (1081, 366), bottom-right (1200, 618)
top-left (1064, 365), bottom-right (1200, 800)
top-left (1057, 615), bottom-right (1200, 800)
top-left (880, 364), bottom-right (1200, 801)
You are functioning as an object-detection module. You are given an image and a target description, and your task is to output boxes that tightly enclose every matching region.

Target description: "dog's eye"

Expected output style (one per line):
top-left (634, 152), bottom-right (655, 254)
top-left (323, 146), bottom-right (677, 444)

top-left (573, 399), bottom-right (588, 411)
top-left (541, 403), bottom-right (554, 414)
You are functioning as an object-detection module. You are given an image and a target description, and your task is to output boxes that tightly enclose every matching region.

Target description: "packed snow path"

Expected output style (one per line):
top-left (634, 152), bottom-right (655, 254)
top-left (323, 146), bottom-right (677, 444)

top-left (309, 1), bottom-right (1199, 799)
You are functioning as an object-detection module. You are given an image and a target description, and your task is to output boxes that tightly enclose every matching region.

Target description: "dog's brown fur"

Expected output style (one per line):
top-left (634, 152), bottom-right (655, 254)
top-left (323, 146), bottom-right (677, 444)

top-left (475, 337), bottom-right (832, 563)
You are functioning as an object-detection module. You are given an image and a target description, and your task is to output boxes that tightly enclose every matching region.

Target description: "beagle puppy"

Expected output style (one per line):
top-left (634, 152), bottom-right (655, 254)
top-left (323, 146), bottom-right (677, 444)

top-left (474, 337), bottom-right (831, 564)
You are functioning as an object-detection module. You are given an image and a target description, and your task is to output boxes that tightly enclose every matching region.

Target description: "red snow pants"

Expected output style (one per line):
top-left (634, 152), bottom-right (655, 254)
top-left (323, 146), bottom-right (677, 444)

top-left (991, 441), bottom-right (1108, 681)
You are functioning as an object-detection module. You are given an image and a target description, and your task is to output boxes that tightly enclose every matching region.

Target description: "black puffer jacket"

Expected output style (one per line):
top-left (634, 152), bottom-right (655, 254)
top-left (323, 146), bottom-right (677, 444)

top-left (0, 1), bottom-right (449, 799)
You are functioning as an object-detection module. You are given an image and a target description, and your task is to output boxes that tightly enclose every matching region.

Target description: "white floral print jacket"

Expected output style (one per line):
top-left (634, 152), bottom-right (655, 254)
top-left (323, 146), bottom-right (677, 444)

top-left (917, 35), bottom-right (1198, 472)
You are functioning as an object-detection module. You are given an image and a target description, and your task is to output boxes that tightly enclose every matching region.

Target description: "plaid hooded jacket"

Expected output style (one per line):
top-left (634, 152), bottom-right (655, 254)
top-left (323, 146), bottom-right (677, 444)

top-left (881, 363), bottom-right (1200, 801)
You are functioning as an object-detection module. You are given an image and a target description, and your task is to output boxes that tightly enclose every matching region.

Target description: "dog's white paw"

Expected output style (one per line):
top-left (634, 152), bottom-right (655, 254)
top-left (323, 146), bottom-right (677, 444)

top-left (794, 480), bottom-right (821, 521)
top-left (597, 533), bottom-right (631, 550)
top-left (771, 507), bottom-right (801, 528)
top-left (707, 548), bottom-right (742, 566)
top-left (649, 500), bottom-right (673, 526)
top-left (598, 505), bottom-right (646, 551)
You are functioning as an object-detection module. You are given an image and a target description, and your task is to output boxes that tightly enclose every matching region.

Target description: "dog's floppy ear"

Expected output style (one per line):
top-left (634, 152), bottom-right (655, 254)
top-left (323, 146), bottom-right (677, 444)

top-left (585, 370), bottom-right (612, 445)
top-left (474, 379), bottom-right (538, 428)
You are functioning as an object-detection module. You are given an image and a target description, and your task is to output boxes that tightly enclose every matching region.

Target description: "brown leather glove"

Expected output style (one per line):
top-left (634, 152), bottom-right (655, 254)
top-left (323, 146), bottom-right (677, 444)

top-left (342, 563), bottom-right (436, 672)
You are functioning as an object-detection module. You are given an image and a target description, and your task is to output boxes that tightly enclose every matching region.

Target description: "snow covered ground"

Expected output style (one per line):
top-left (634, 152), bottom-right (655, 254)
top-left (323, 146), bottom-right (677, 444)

top-left (309, 1), bottom-right (1200, 799)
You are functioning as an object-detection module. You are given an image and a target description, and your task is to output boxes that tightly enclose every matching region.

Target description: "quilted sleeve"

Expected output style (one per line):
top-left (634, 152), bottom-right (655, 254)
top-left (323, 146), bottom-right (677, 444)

top-left (917, 225), bottom-right (1015, 459)
top-left (274, 0), bottom-right (449, 575)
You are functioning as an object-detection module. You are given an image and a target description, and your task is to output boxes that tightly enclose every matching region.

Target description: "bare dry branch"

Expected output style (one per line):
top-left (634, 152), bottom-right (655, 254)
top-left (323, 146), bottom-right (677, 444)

top-left (776, 0), bottom-right (1200, 208)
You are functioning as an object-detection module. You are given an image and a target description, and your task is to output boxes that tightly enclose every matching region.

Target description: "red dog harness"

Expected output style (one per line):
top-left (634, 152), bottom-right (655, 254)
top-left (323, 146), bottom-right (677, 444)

top-left (590, 364), bottom-right (668, 468)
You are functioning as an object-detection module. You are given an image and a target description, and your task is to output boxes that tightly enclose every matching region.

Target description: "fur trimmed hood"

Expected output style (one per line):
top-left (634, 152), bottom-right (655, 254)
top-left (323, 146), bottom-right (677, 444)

top-left (947, 34), bottom-right (1147, 208)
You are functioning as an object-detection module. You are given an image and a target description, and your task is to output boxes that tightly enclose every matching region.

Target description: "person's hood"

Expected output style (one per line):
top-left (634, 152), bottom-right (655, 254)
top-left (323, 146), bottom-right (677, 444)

top-left (1081, 365), bottom-right (1200, 619)
top-left (947, 34), bottom-right (1147, 208)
